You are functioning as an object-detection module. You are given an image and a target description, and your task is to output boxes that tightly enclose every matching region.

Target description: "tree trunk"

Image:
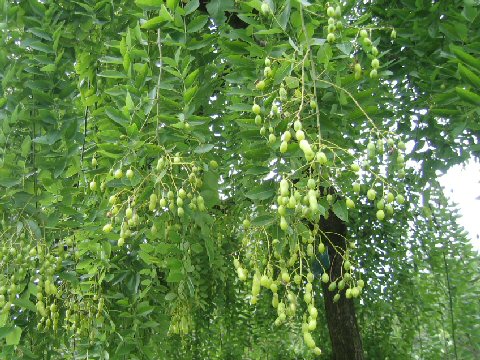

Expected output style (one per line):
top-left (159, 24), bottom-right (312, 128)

top-left (320, 212), bottom-right (364, 360)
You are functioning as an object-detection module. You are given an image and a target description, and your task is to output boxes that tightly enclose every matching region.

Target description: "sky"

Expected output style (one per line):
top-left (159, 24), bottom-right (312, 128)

top-left (439, 160), bottom-right (480, 251)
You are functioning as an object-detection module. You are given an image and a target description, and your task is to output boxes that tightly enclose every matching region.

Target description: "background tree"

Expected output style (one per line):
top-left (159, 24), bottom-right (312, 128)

top-left (0, 0), bottom-right (478, 359)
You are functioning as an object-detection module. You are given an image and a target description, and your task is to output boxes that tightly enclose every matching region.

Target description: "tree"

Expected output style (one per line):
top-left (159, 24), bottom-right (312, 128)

top-left (0, 0), bottom-right (478, 359)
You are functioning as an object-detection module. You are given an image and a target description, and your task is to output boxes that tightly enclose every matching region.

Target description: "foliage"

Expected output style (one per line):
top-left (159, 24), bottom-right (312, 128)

top-left (0, 0), bottom-right (479, 359)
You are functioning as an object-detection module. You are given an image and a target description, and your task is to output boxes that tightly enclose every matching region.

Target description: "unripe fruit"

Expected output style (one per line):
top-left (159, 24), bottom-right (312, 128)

top-left (252, 103), bottom-right (261, 115)
top-left (396, 194), bottom-right (405, 204)
top-left (313, 347), bottom-right (322, 355)
top-left (117, 237), bottom-right (125, 246)
top-left (321, 272), bottom-right (329, 283)
top-left (178, 188), bottom-right (187, 199)
top-left (367, 189), bottom-right (376, 201)
top-left (256, 80), bottom-right (265, 91)
top-left (370, 69), bottom-right (378, 79)
top-left (89, 181), bottom-right (97, 191)
top-left (210, 160), bottom-right (218, 169)
top-left (353, 182), bottom-right (361, 193)
top-left (307, 272), bottom-right (314, 283)
top-left (114, 169), bottom-right (123, 179)
top-left (280, 216), bottom-right (288, 231)
top-left (177, 207), bottom-right (184, 217)
top-left (255, 115), bottom-right (262, 125)
top-left (295, 130), bottom-right (305, 141)
top-left (316, 151), bottom-right (327, 165)
top-left (243, 219), bottom-right (251, 228)
top-left (371, 58), bottom-right (379, 69)
top-left (391, 29), bottom-right (397, 39)
top-left (125, 207), bottom-right (133, 219)
top-left (398, 140), bottom-right (406, 150)
top-left (386, 192), bottom-right (394, 203)
top-left (264, 66), bottom-right (272, 78)
top-left (360, 29), bottom-right (368, 38)
top-left (270, 282), bottom-right (278, 293)
top-left (265, 58), bottom-right (271, 67)
top-left (280, 141), bottom-right (288, 153)
top-left (376, 209), bottom-right (385, 221)
top-left (327, 33), bottom-right (335, 43)
top-left (357, 279), bottom-right (365, 288)
top-left (307, 178), bottom-right (316, 190)
top-left (126, 169), bottom-right (134, 179)
top-left (268, 133), bottom-right (276, 144)
top-left (345, 288), bottom-right (352, 298)
top-left (326, 6), bottom-right (335, 17)
top-left (351, 163), bottom-right (360, 172)
top-left (371, 46), bottom-right (379, 56)
top-left (91, 157), bottom-right (97, 167)
top-left (333, 293), bottom-right (340, 302)
top-left (304, 331), bottom-right (316, 349)
top-left (294, 120), bottom-right (302, 131)
top-left (260, 126), bottom-right (266, 135)
top-left (103, 223), bottom-right (113, 233)
top-left (310, 100), bottom-right (317, 109)
top-left (237, 267), bottom-right (247, 281)
top-left (260, 2), bottom-right (270, 15)
top-left (346, 198), bottom-right (355, 209)
top-left (318, 242), bottom-right (325, 253)
top-left (385, 204), bottom-right (394, 215)
top-left (344, 260), bottom-right (352, 271)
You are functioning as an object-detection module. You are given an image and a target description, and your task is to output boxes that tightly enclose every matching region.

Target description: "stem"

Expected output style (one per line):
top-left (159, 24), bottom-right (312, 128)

top-left (156, 28), bottom-right (163, 144)
top-left (299, 4), bottom-right (322, 142)
top-left (443, 250), bottom-right (458, 360)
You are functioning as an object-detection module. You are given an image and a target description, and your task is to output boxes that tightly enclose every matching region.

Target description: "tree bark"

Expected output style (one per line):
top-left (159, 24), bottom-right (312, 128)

top-left (320, 212), bottom-right (364, 360)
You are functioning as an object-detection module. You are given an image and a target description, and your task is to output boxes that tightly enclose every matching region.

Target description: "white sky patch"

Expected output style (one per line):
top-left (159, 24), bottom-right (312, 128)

top-left (439, 160), bottom-right (480, 251)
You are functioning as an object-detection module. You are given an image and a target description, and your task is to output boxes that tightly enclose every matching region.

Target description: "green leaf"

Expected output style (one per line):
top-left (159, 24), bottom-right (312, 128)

top-left (187, 15), bottom-right (209, 33)
top-left (97, 70), bottom-right (128, 79)
top-left (455, 87), bottom-right (480, 105)
top-left (135, 0), bottom-right (163, 10)
top-left (183, 85), bottom-right (198, 104)
top-left (194, 144), bottom-right (214, 154)
top-left (33, 132), bottom-right (61, 145)
top-left (332, 201), bottom-right (348, 222)
top-left (105, 106), bottom-right (129, 127)
top-left (6, 326), bottom-right (22, 346)
top-left (26, 219), bottom-right (42, 239)
top-left (458, 64), bottom-right (480, 89)
top-left (450, 44), bottom-right (480, 71)
top-left (251, 214), bottom-right (275, 227)
top-left (278, 0), bottom-right (291, 30)
top-left (141, 6), bottom-right (174, 29)
top-left (185, 0), bottom-right (200, 15)
top-left (167, 270), bottom-right (185, 282)
top-left (0, 326), bottom-right (14, 340)
top-left (206, 0), bottom-right (234, 24)
top-left (13, 298), bottom-right (36, 312)
top-left (245, 182), bottom-right (275, 201)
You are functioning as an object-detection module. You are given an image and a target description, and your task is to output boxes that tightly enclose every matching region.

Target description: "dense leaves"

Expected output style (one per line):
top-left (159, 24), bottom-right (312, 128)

top-left (0, 0), bottom-right (479, 359)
